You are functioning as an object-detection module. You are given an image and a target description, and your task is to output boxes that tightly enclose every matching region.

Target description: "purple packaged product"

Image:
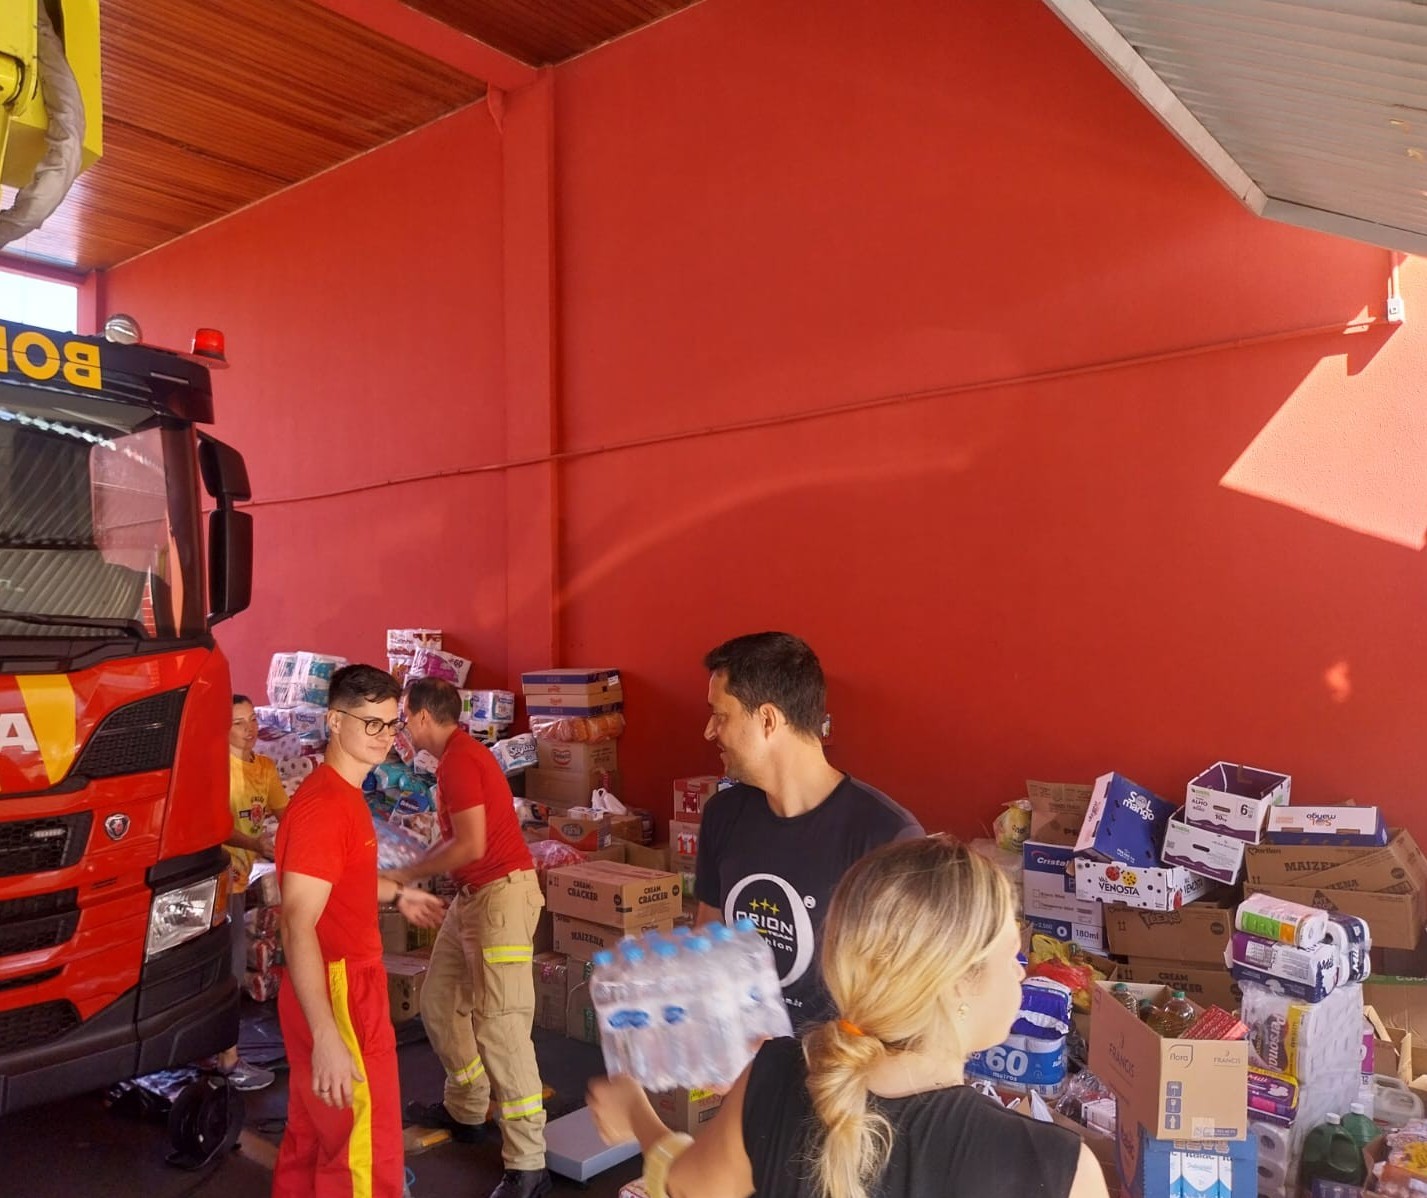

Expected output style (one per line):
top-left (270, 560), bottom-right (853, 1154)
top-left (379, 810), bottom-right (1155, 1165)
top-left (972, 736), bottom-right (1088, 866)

top-left (1362, 1018), bottom-right (1375, 1082)
top-left (1327, 913), bottom-right (1371, 983)
top-left (1230, 961), bottom-right (1335, 1004)
top-left (1246, 1067), bottom-right (1299, 1126)
top-left (1229, 932), bottom-right (1340, 994)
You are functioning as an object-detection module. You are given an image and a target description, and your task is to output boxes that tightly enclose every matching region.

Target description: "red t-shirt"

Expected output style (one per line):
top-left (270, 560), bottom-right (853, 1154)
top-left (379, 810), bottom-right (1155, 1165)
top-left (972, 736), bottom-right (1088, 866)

top-left (438, 731), bottom-right (533, 889)
top-left (275, 764), bottom-right (383, 965)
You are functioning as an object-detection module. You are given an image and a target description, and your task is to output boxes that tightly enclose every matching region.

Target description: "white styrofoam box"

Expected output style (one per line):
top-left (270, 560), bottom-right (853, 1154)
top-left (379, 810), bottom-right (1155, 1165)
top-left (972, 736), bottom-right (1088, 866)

top-left (1074, 857), bottom-right (1215, 911)
top-left (544, 1106), bottom-right (640, 1181)
top-left (1161, 812), bottom-right (1248, 885)
top-left (1184, 762), bottom-right (1291, 843)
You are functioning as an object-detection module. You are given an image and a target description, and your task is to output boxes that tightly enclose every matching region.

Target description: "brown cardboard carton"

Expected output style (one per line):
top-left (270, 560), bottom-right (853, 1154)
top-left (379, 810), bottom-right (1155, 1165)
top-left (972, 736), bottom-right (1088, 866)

top-left (585, 842), bottom-right (628, 865)
top-left (547, 810), bottom-right (613, 852)
top-left (1116, 959), bottom-right (1243, 1014)
top-left (545, 860), bottom-right (683, 928)
top-left (525, 767), bottom-right (622, 809)
top-left (608, 814), bottom-right (645, 844)
top-left (1103, 898), bottom-right (1236, 965)
top-left (673, 777), bottom-right (721, 818)
top-left (532, 908), bottom-right (553, 954)
top-left (1243, 829), bottom-right (1427, 892)
top-left (379, 910), bottom-right (408, 955)
top-left (552, 913), bottom-right (675, 962)
top-left (535, 739), bottom-right (620, 775)
top-left (623, 842), bottom-right (670, 871)
top-left (1242, 881), bottom-right (1427, 950)
top-left (384, 952), bottom-right (428, 1024)
top-left (670, 819), bottom-right (701, 871)
top-left (533, 951), bottom-right (570, 1033)
top-left (651, 1087), bottom-right (725, 1135)
top-left (566, 980), bottom-right (598, 1044)
top-left (1026, 779), bottom-right (1093, 845)
top-left (1089, 982), bottom-right (1249, 1141)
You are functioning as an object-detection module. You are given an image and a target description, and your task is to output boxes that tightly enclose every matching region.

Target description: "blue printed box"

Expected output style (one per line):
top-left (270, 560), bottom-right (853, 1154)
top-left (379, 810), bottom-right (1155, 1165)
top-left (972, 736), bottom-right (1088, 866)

top-left (1023, 840), bottom-right (1106, 952)
top-left (1074, 772), bottom-right (1178, 868)
top-left (1131, 1126), bottom-right (1257, 1198)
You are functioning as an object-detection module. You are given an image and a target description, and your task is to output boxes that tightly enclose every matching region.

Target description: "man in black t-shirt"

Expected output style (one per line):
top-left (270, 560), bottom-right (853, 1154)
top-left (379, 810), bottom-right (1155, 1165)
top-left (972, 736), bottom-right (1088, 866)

top-left (693, 632), bottom-right (922, 1030)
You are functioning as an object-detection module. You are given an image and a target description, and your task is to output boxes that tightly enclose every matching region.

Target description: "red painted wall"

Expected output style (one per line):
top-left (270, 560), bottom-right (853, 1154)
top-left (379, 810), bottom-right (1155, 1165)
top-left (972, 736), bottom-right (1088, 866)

top-left (105, 0), bottom-right (1427, 838)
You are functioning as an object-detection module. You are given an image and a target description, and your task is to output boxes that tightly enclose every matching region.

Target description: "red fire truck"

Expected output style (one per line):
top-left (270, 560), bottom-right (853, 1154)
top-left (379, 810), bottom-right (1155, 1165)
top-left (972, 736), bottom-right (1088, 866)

top-left (0, 317), bottom-right (252, 1114)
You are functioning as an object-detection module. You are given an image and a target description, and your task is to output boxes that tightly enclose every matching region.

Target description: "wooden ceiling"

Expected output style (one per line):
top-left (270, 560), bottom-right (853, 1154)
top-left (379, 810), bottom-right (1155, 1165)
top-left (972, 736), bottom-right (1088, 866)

top-left (1, 0), bottom-right (702, 275)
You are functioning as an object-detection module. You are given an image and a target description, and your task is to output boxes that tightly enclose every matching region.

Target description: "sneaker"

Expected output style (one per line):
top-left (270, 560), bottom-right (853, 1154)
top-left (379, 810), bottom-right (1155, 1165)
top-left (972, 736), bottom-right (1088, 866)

top-left (402, 1099), bottom-right (488, 1144)
top-left (489, 1169), bottom-right (552, 1198)
top-left (222, 1057), bottom-right (275, 1092)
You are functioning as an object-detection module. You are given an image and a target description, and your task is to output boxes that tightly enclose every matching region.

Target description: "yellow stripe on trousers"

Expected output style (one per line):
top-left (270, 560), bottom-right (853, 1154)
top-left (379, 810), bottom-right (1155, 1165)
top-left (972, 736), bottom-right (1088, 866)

top-left (327, 961), bottom-right (374, 1198)
top-left (481, 945), bottom-right (533, 965)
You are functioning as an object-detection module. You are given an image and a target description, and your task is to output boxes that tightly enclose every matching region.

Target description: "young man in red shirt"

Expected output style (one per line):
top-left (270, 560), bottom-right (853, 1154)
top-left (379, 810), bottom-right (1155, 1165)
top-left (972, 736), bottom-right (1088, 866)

top-left (274, 664), bottom-right (446, 1198)
top-left (384, 677), bottom-right (549, 1198)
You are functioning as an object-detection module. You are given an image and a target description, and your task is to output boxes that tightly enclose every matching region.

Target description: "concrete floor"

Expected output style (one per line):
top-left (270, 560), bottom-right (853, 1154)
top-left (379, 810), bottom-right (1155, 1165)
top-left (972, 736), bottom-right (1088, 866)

top-left (0, 999), bottom-right (642, 1198)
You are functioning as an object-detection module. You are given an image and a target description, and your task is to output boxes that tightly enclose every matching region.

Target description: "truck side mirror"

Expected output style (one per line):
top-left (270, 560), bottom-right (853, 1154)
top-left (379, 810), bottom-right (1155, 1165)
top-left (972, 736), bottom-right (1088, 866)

top-left (197, 435), bottom-right (252, 624)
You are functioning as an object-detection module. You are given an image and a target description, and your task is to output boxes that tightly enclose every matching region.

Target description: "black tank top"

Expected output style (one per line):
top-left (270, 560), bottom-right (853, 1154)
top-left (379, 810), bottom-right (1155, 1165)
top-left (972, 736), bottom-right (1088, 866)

top-left (742, 1038), bottom-right (1081, 1198)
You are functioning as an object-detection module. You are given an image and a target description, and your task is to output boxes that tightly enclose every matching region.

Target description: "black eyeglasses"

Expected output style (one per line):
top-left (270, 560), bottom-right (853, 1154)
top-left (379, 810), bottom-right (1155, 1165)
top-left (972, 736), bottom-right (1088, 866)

top-left (336, 710), bottom-right (403, 737)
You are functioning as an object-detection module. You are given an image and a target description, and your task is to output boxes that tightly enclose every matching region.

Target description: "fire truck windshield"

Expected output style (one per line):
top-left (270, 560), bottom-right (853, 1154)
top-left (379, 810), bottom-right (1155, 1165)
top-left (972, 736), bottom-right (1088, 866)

top-left (0, 386), bottom-right (205, 641)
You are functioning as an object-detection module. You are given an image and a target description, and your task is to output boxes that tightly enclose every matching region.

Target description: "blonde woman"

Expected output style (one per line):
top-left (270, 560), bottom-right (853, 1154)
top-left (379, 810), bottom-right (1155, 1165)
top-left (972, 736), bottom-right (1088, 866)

top-left (587, 836), bottom-right (1108, 1198)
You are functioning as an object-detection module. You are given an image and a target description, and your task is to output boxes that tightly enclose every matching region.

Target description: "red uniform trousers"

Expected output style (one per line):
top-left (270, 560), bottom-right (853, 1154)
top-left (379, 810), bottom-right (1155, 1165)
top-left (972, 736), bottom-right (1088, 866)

top-left (273, 957), bottom-right (403, 1198)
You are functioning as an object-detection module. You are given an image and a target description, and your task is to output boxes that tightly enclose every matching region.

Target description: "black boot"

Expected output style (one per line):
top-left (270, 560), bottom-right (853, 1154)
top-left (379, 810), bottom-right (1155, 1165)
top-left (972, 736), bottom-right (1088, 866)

top-left (489, 1168), bottom-right (552, 1198)
top-left (402, 1099), bottom-right (489, 1144)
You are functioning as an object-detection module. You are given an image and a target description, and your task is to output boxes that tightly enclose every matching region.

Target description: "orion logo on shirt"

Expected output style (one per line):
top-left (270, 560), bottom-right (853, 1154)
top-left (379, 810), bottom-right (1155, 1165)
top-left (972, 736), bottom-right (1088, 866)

top-left (725, 873), bottom-right (815, 991)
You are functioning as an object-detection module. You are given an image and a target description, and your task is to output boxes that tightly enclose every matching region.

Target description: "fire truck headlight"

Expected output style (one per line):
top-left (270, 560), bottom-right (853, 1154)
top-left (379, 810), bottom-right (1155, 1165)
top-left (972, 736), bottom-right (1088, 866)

top-left (145, 876), bottom-right (219, 959)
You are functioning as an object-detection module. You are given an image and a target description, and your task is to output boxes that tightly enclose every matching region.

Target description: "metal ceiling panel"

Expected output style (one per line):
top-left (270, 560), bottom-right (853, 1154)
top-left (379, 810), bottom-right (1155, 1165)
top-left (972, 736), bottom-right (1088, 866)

top-left (1043, 0), bottom-right (1427, 254)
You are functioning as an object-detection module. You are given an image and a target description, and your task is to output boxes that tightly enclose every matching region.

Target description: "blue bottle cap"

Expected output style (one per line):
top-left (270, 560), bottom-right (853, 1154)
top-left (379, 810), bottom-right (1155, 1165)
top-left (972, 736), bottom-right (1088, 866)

top-left (592, 950), bottom-right (614, 968)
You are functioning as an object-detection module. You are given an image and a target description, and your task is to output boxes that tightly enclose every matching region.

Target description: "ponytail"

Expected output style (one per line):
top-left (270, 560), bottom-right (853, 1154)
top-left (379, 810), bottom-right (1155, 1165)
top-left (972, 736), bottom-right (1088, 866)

top-left (803, 1019), bottom-right (891, 1198)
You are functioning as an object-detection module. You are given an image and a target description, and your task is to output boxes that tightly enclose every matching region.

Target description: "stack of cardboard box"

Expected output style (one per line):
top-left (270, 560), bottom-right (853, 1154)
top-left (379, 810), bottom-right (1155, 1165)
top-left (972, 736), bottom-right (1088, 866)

top-left (521, 669), bottom-right (625, 808)
top-left (669, 776), bottom-right (720, 916)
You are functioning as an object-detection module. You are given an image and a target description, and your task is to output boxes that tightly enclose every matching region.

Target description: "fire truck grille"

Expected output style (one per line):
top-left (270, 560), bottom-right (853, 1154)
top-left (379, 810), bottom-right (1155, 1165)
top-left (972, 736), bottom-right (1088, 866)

top-left (0, 1000), bottom-right (78, 1053)
top-left (73, 689), bottom-right (187, 779)
top-left (0, 968), bottom-right (61, 993)
top-left (0, 814), bottom-right (91, 877)
top-left (0, 889), bottom-right (80, 958)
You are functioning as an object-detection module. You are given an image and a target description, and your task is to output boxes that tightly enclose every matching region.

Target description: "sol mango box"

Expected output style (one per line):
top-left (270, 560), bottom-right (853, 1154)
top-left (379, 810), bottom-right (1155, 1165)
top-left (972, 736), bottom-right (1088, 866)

top-left (1090, 982), bottom-right (1249, 1142)
top-left (545, 860), bottom-right (683, 929)
top-left (1074, 772), bottom-right (1178, 868)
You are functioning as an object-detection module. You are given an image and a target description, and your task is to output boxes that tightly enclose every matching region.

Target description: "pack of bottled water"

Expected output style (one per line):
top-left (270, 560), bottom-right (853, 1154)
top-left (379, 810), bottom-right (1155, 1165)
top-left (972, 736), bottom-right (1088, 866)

top-left (589, 919), bottom-right (793, 1090)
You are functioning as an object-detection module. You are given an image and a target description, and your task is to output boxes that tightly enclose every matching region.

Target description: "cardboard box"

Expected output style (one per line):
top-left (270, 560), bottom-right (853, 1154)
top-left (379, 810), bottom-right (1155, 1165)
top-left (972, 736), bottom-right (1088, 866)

top-left (1266, 804), bottom-right (1387, 846)
top-left (520, 667), bottom-right (621, 692)
top-left (1075, 773), bottom-right (1178, 868)
top-left (379, 910), bottom-right (408, 955)
top-left (526, 700), bottom-right (624, 718)
top-left (1184, 762), bottom-right (1291, 842)
top-left (1116, 959), bottom-right (1243, 1015)
top-left (384, 952), bottom-right (428, 1024)
top-left (532, 908), bottom-right (553, 954)
top-left (585, 842), bottom-right (627, 865)
top-left (545, 860), bottom-right (683, 929)
top-left (536, 739), bottom-right (619, 775)
top-left (523, 688), bottom-right (625, 711)
top-left (1026, 779), bottom-right (1093, 845)
top-left (623, 842), bottom-right (669, 871)
top-left (608, 814), bottom-right (645, 845)
top-left (565, 980), bottom-right (598, 1044)
top-left (1090, 982), bottom-right (1249, 1141)
top-left (670, 818), bottom-right (701, 865)
top-left (1022, 840), bottom-right (1106, 953)
top-left (525, 767), bottom-right (622, 810)
top-left (534, 951), bottom-right (570, 1033)
top-left (553, 913), bottom-right (676, 962)
top-left (650, 1087), bottom-right (725, 1135)
top-left (546, 809), bottom-right (613, 852)
top-left (1245, 881), bottom-right (1427, 950)
top-left (1127, 1124), bottom-right (1258, 1198)
top-left (673, 776), bottom-right (721, 818)
top-left (1243, 829), bottom-right (1427, 893)
top-left (1074, 858), bottom-right (1215, 911)
top-left (1161, 813), bottom-right (1248, 885)
top-left (1104, 899), bottom-right (1235, 965)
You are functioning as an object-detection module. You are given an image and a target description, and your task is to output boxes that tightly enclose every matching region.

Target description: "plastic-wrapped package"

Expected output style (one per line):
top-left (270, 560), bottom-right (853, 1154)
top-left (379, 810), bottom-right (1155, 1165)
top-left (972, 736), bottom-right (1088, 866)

top-left (529, 712), bottom-right (626, 743)
top-left (244, 969), bottom-right (280, 1002)
top-left (245, 906), bottom-right (281, 937)
top-left (491, 734), bottom-right (538, 773)
top-left (529, 838), bottom-right (587, 881)
top-left (386, 628), bottom-right (442, 654)
top-left (246, 937), bottom-right (280, 973)
top-left (375, 819), bottom-right (428, 870)
top-left (460, 689), bottom-right (516, 725)
top-left (408, 646), bottom-right (472, 688)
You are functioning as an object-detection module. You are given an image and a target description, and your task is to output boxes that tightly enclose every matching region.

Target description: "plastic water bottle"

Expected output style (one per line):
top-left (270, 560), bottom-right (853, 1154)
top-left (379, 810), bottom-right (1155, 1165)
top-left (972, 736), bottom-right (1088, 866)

top-left (682, 933), bottom-right (746, 1086)
top-left (589, 950), bottom-right (630, 1077)
top-left (650, 939), bottom-right (696, 1087)
top-left (1299, 1114), bottom-right (1367, 1191)
top-left (602, 943), bottom-right (666, 1087)
top-left (730, 917), bottom-right (793, 1040)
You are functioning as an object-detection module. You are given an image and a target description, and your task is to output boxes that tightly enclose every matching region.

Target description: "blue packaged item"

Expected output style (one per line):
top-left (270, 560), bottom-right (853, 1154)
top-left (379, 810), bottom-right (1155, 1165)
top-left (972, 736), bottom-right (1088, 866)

top-left (1133, 1126), bottom-right (1257, 1198)
top-left (1010, 977), bottom-right (1074, 1037)
top-left (1074, 772), bottom-right (1178, 868)
top-left (965, 1035), bottom-right (1067, 1092)
top-left (1229, 961), bottom-right (1335, 1003)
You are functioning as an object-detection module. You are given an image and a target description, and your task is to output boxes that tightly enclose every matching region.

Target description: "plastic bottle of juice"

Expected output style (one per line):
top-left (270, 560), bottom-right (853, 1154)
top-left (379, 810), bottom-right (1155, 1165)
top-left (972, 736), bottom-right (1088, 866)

top-left (1110, 983), bottom-right (1139, 1015)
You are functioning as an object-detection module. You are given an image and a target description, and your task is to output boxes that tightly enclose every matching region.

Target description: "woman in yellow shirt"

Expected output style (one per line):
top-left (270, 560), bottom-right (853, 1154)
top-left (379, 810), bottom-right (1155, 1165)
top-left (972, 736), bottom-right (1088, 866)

top-left (218, 693), bottom-right (290, 1089)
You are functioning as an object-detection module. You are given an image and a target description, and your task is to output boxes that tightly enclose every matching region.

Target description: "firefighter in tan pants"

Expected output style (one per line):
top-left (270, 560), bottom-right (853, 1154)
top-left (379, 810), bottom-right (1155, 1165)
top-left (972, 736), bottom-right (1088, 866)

top-left (383, 678), bottom-right (549, 1198)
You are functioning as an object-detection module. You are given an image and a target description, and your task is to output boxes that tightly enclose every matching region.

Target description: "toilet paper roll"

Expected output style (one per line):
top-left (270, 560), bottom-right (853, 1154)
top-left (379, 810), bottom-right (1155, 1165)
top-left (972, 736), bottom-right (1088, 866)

top-left (1252, 1121), bottom-right (1292, 1170)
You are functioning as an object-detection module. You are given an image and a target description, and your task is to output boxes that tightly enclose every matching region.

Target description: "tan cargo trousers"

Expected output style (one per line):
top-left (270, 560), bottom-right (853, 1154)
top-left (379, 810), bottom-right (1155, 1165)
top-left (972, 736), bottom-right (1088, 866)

top-left (421, 868), bottom-right (547, 1170)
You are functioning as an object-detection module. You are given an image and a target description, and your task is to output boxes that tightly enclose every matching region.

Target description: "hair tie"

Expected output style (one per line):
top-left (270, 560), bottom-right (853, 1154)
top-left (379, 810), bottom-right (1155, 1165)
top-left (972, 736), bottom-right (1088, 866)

top-left (838, 1019), bottom-right (866, 1038)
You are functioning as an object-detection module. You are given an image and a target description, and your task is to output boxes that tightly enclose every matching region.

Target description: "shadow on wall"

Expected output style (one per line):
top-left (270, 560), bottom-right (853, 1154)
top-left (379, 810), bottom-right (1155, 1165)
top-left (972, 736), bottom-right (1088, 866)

top-left (555, 317), bottom-right (1425, 836)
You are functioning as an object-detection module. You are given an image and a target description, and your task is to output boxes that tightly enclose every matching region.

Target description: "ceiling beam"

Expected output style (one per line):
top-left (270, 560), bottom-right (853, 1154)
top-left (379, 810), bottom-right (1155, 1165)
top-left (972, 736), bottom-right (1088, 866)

top-left (1260, 199), bottom-right (1427, 258)
top-left (1040, 0), bottom-right (1268, 213)
top-left (305, 0), bottom-right (537, 92)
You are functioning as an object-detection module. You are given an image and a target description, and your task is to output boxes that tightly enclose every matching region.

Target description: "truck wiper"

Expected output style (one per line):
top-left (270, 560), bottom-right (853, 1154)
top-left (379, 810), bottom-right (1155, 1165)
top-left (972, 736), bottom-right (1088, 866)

top-left (0, 609), bottom-right (146, 636)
